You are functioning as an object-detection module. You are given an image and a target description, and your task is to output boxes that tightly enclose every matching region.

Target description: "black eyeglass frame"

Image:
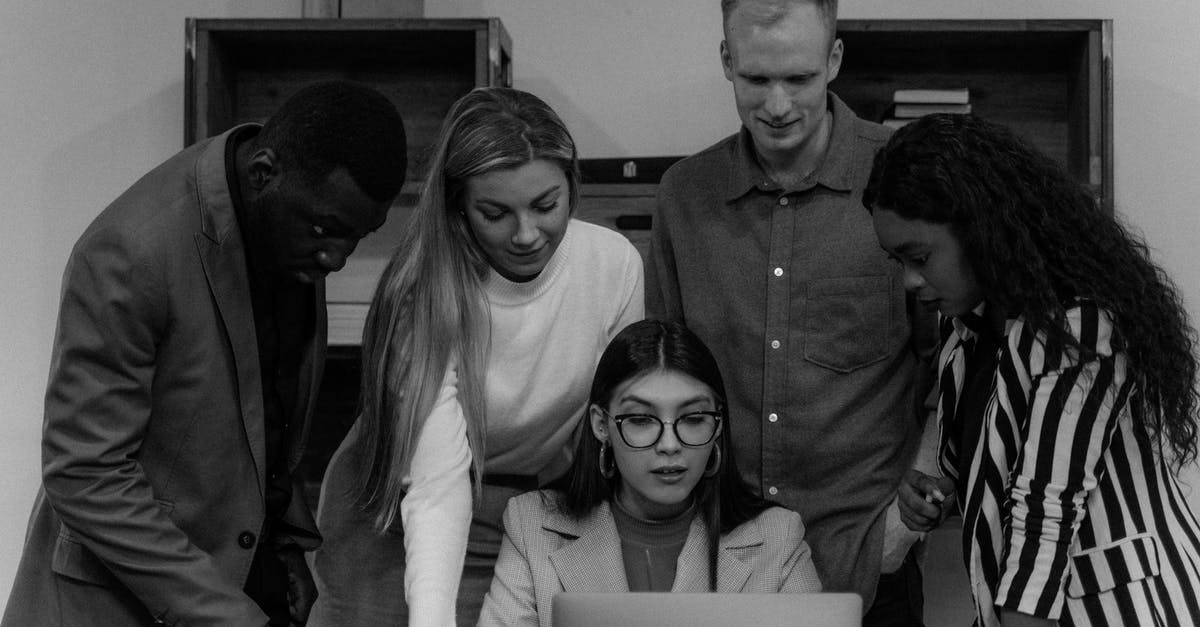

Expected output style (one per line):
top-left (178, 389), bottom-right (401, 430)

top-left (597, 406), bottom-right (724, 450)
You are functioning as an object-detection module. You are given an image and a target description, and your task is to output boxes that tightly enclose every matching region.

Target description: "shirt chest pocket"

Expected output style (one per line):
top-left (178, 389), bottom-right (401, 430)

top-left (803, 276), bottom-right (894, 373)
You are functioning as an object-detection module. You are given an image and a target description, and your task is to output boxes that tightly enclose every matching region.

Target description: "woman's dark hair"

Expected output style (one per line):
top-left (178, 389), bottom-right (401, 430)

top-left (863, 113), bottom-right (1200, 466)
top-left (550, 319), bottom-right (775, 590)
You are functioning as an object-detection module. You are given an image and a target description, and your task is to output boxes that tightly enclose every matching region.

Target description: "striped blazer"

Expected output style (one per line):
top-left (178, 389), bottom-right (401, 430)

top-left (476, 491), bottom-right (822, 627)
top-left (936, 302), bottom-right (1200, 626)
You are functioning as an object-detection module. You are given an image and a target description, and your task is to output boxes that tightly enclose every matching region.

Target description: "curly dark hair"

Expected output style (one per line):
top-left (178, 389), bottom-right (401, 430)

top-left (256, 80), bottom-right (407, 202)
top-left (863, 113), bottom-right (1199, 467)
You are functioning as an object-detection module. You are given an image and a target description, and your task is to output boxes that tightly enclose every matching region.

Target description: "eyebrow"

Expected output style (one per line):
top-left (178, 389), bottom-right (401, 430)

top-left (618, 393), bottom-right (714, 410)
top-left (474, 184), bottom-right (562, 209)
top-left (891, 241), bottom-right (927, 255)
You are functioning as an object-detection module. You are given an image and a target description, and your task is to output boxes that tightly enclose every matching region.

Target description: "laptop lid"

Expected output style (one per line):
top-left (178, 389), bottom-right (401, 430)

top-left (552, 592), bottom-right (862, 627)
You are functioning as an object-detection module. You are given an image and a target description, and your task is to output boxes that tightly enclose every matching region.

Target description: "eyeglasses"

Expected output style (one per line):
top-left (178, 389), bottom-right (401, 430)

top-left (598, 407), bottom-right (723, 449)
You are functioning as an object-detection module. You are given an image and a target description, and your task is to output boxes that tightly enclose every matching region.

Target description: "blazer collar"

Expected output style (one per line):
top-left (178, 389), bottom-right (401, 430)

top-left (191, 124), bottom-right (325, 491)
top-left (674, 512), bottom-right (760, 592)
top-left (545, 500), bottom-right (762, 593)
top-left (547, 500), bottom-right (629, 592)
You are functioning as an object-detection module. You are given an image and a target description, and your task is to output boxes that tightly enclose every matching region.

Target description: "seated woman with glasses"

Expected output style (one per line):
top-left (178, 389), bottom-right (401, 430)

top-left (477, 319), bottom-right (821, 626)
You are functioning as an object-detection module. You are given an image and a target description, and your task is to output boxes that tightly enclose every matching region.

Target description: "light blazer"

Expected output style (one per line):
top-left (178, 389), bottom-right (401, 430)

top-left (2, 126), bottom-right (324, 627)
top-left (477, 491), bottom-right (822, 627)
top-left (938, 302), bottom-right (1200, 626)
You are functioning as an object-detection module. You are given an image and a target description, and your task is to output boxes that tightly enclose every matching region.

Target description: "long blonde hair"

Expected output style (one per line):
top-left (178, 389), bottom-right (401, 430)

top-left (353, 87), bottom-right (581, 529)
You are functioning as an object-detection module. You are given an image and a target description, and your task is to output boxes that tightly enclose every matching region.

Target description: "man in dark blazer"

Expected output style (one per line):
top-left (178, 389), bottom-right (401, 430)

top-left (2, 81), bottom-right (406, 626)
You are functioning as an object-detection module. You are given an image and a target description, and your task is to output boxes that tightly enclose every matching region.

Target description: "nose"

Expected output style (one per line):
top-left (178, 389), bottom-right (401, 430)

top-left (655, 421), bottom-right (683, 454)
top-left (510, 212), bottom-right (540, 248)
top-left (901, 265), bottom-right (925, 292)
top-left (316, 239), bottom-right (358, 274)
top-left (764, 83), bottom-right (791, 119)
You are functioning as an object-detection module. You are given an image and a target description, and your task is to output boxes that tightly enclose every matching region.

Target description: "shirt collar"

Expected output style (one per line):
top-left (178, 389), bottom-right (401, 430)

top-left (726, 92), bottom-right (858, 202)
top-left (952, 300), bottom-right (1015, 343)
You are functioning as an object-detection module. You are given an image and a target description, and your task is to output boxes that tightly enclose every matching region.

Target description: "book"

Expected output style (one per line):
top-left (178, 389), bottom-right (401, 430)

top-left (882, 118), bottom-right (914, 129)
top-left (892, 87), bottom-right (970, 104)
top-left (893, 102), bottom-right (973, 118)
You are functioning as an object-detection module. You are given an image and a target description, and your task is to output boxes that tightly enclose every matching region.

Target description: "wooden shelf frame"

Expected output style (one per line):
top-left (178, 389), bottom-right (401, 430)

top-left (834, 19), bottom-right (1113, 211)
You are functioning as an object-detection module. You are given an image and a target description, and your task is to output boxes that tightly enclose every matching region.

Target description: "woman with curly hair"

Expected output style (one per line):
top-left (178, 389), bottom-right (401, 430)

top-left (865, 113), bottom-right (1200, 626)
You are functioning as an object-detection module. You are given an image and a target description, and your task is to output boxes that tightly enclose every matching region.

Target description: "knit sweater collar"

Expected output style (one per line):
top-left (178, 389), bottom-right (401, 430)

top-left (484, 220), bottom-right (576, 306)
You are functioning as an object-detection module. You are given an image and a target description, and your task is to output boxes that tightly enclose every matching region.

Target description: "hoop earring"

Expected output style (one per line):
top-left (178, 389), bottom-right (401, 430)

top-left (703, 446), bottom-right (722, 478)
top-left (599, 440), bottom-right (616, 479)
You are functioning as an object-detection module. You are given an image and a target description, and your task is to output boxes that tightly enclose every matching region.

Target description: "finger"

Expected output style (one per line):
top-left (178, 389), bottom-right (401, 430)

top-left (899, 499), bottom-right (938, 529)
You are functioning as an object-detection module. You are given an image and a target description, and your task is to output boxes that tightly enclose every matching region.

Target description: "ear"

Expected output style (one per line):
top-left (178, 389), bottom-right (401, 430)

top-left (589, 405), bottom-right (609, 442)
top-left (720, 40), bottom-right (734, 82)
top-left (246, 148), bottom-right (279, 192)
top-left (826, 38), bottom-right (844, 83)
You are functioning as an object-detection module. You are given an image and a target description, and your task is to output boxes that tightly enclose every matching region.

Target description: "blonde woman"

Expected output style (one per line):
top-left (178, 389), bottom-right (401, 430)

top-left (308, 87), bottom-right (644, 626)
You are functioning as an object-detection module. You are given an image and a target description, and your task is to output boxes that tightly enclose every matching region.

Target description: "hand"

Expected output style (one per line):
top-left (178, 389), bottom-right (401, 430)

top-left (277, 547), bottom-right (317, 625)
top-left (897, 469), bottom-right (956, 532)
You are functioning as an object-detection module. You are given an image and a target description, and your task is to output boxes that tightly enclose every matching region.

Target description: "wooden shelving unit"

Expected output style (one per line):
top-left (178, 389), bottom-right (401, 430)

top-left (185, 18), bottom-right (512, 182)
top-left (833, 19), bottom-right (1113, 211)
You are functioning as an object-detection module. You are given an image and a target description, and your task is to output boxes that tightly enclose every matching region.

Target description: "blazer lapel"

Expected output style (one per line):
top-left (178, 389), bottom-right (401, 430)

top-left (671, 517), bottom-right (712, 592)
top-left (716, 518), bottom-right (760, 592)
top-left (548, 501), bottom-right (628, 592)
top-left (193, 127), bottom-right (266, 496)
top-left (673, 515), bottom-right (760, 592)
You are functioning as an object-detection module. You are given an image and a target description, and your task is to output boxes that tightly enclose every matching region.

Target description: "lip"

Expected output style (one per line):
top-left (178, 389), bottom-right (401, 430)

top-left (761, 118), bottom-right (799, 130)
top-left (650, 465), bottom-right (688, 482)
top-left (507, 245), bottom-right (545, 260)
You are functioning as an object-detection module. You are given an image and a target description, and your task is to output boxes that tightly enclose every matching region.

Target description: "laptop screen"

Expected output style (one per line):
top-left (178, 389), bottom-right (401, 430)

top-left (552, 592), bottom-right (862, 627)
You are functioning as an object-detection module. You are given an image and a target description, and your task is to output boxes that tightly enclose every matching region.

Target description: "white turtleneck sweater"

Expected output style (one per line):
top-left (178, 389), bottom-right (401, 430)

top-left (401, 219), bottom-right (644, 626)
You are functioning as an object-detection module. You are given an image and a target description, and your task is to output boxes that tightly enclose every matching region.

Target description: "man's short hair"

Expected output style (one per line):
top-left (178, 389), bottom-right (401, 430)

top-left (720, 0), bottom-right (838, 39)
top-left (257, 80), bottom-right (407, 203)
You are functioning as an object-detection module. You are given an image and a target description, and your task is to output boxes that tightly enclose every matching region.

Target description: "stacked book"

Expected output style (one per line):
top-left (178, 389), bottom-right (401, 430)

top-left (882, 87), bottom-right (971, 129)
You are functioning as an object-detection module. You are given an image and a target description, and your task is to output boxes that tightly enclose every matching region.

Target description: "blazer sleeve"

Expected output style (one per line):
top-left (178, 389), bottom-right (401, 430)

top-left (477, 497), bottom-right (541, 627)
top-left (993, 304), bottom-right (1129, 619)
top-left (777, 510), bottom-right (823, 593)
top-left (645, 172), bottom-right (684, 321)
top-left (400, 365), bottom-right (473, 627)
top-left (41, 228), bottom-right (267, 625)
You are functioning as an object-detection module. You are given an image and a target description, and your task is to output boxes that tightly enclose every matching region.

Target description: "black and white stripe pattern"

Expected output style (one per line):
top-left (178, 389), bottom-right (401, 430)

top-left (936, 302), bottom-right (1200, 626)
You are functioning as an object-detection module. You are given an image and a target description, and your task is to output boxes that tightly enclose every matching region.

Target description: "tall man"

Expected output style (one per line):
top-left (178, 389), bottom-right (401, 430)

top-left (647, 1), bottom-right (933, 623)
top-left (3, 81), bottom-right (407, 626)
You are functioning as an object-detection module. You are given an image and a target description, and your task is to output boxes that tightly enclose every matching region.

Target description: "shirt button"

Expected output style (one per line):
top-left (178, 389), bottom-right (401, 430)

top-left (779, 197), bottom-right (789, 206)
top-left (770, 340), bottom-right (781, 349)
top-left (768, 413), bottom-right (779, 423)
top-left (237, 531), bottom-right (257, 549)
top-left (768, 486), bottom-right (779, 496)
top-left (773, 267), bottom-right (783, 277)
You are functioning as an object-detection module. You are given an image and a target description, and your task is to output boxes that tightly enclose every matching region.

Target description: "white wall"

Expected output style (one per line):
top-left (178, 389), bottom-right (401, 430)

top-left (4, 0), bottom-right (1200, 615)
top-left (0, 0), bottom-right (300, 609)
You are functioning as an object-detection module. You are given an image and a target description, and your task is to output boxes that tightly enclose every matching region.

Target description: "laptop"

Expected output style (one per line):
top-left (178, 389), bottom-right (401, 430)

top-left (552, 592), bottom-right (862, 627)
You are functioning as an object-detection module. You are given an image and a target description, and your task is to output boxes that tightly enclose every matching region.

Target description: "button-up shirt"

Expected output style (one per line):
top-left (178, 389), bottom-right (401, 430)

top-left (647, 94), bottom-right (933, 603)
